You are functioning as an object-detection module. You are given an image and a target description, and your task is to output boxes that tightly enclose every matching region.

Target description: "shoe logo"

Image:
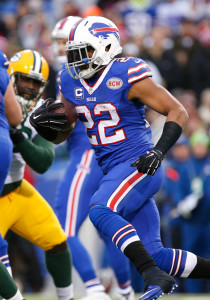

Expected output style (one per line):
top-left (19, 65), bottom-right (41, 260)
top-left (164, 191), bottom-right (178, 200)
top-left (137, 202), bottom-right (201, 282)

top-left (32, 114), bottom-right (42, 119)
top-left (142, 287), bottom-right (160, 297)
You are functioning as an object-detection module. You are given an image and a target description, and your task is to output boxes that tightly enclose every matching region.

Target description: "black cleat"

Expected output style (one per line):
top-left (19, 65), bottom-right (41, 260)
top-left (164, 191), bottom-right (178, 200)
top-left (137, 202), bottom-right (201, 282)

top-left (140, 266), bottom-right (178, 300)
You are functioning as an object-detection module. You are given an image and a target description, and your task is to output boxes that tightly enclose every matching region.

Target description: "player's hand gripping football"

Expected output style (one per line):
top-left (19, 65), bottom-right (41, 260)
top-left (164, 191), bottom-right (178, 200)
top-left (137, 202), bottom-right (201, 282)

top-left (131, 149), bottom-right (164, 176)
top-left (29, 98), bottom-right (68, 131)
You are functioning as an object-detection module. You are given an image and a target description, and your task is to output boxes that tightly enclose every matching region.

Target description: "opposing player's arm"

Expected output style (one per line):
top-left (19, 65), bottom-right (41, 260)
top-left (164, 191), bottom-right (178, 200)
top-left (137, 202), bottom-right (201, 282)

top-left (4, 80), bottom-right (22, 126)
top-left (13, 134), bottom-right (55, 174)
top-left (128, 77), bottom-right (189, 175)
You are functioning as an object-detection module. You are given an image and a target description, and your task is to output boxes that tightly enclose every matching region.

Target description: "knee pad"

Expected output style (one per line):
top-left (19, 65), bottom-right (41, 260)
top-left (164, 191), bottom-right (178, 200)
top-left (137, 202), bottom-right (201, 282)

top-left (46, 241), bottom-right (68, 254)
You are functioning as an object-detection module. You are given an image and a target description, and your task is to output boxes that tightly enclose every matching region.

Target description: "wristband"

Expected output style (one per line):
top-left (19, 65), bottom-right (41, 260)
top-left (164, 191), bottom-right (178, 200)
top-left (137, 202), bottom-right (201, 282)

top-left (155, 121), bottom-right (182, 155)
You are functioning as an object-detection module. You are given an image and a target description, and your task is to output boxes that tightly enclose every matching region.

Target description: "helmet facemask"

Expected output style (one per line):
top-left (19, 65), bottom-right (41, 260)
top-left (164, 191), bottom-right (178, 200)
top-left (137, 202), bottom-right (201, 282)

top-left (65, 42), bottom-right (105, 79)
top-left (51, 16), bottom-right (82, 68)
top-left (13, 73), bottom-right (47, 112)
top-left (52, 38), bottom-right (68, 66)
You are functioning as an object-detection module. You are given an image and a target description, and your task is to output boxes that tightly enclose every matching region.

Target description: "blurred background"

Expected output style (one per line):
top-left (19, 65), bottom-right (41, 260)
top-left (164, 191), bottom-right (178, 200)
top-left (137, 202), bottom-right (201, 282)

top-left (0, 0), bottom-right (209, 298)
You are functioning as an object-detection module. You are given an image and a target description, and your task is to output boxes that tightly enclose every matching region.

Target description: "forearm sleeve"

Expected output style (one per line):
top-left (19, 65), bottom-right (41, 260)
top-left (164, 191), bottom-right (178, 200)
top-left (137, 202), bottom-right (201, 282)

top-left (155, 121), bottom-right (182, 155)
top-left (14, 134), bottom-right (55, 173)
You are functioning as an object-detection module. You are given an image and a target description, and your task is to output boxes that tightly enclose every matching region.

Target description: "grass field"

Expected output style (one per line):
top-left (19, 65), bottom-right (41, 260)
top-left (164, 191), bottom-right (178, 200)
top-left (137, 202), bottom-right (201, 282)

top-left (24, 294), bottom-right (210, 300)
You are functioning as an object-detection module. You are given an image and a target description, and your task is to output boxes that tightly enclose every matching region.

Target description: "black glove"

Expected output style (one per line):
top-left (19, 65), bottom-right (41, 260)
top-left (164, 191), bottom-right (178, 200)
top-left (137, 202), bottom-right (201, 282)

top-left (10, 127), bottom-right (25, 145)
top-left (29, 98), bottom-right (68, 131)
top-left (131, 149), bottom-right (164, 176)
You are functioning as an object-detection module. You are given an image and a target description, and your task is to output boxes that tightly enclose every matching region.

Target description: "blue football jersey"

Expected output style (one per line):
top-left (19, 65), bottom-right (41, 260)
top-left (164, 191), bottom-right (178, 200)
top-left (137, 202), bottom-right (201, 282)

top-left (66, 120), bottom-right (91, 153)
top-left (0, 50), bottom-right (10, 129)
top-left (59, 57), bottom-right (154, 174)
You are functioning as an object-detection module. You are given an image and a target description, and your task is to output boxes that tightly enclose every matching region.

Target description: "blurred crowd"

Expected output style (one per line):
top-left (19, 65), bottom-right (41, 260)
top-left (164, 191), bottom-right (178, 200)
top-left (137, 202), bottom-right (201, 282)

top-left (0, 0), bottom-right (210, 125)
top-left (0, 0), bottom-right (209, 295)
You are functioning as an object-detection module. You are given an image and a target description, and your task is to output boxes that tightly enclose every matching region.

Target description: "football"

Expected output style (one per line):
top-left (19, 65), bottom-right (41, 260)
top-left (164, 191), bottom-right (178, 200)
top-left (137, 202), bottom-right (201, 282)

top-left (49, 98), bottom-right (78, 144)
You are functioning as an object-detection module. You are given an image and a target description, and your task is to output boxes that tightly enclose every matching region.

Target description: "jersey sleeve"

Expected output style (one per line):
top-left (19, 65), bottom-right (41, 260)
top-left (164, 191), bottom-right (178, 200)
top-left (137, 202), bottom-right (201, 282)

top-left (58, 67), bottom-right (74, 101)
top-left (0, 50), bottom-right (10, 95)
top-left (127, 58), bottom-right (152, 86)
top-left (0, 66), bottom-right (10, 96)
top-left (0, 50), bottom-right (9, 69)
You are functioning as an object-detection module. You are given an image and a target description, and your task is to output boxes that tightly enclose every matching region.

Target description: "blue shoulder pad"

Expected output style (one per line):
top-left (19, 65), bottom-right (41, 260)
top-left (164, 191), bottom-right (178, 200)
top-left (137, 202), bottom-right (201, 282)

top-left (126, 57), bottom-right (152, 85)
top-left (0, 50), bottom-right (9, 69)
top-left (0, 50), bottom-right (10, 95)
top-left (58, 67), bottom-right (75, 99)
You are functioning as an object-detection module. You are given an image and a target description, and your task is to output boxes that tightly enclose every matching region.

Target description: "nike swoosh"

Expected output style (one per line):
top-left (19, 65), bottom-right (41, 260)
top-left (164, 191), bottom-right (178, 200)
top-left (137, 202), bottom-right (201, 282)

top-left (142, 287), bottom-right (160, 297)
top-left (33, 114), bottom-right (42, 119)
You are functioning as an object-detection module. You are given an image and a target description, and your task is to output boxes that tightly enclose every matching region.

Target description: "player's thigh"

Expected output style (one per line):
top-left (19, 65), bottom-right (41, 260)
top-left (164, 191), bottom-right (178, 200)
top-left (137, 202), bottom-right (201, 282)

top-left (90, 161), bottom-right (164, 216)
top-left (11, 179), bottom-right (66, 251)
top-left (0, 193), bottom-right (20, 238)
top-left (59, 149), bottom-right (103, 236)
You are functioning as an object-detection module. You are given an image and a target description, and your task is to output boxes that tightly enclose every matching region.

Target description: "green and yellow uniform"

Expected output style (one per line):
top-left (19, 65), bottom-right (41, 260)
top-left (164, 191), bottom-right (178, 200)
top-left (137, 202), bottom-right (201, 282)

top-left (2, 49), bottom-right (73, 300)
top-left (0, 100), bottom-right (66, 251)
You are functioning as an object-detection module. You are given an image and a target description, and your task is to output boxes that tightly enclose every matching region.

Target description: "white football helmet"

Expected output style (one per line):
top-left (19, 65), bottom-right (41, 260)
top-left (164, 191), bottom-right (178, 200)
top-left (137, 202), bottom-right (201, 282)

top-left (51, 16), bottom-right (81, 65)
top-left (65, 16), bottom-right (122, 79)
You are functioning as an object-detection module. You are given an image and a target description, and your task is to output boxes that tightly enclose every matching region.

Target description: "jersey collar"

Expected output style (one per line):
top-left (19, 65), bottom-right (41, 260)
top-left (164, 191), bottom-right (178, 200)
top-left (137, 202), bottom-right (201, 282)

top-left (80, 59), bottom-right (116, 95)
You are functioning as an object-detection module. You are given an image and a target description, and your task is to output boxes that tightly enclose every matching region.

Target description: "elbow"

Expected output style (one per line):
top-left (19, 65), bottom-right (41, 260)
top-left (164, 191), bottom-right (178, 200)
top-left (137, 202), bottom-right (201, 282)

top-left (36, 167), bottom-right (48, 174)
top-left (36, 153), bottom-right (55, 174)
top-left (179, 106), bottom-right (189, 127)
top-left (33, 163), bottom-right (51, 174)
top-left (169, 104), bottom-right (189, 128)
top-left (32, 154), bottom-right (54, 174)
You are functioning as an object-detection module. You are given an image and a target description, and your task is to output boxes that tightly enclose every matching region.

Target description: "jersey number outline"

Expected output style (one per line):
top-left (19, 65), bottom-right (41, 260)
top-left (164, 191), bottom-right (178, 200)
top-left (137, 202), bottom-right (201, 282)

top-left (75, 103), bottom-right (127, 146)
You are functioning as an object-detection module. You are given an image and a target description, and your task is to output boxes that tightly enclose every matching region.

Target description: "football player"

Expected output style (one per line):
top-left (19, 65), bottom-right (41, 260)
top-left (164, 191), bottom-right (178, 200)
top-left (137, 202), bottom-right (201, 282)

top-left (51, 16), bottom-right (135, 300)
top-left (0, 259), bottom-right (25, 300)
top-left (30, 16), bottom-right (210, 300)
top-left (0, 50), bottom-right (22, 194)
top-left (0, 50), bottom-right (24, 300)
top-left (0, 50), bottom-right (73, 300)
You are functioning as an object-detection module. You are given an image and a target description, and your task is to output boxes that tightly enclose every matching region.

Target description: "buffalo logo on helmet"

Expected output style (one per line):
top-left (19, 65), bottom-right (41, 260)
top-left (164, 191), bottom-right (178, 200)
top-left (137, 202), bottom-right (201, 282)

top-left (88, 23), bottom-right (120, 41)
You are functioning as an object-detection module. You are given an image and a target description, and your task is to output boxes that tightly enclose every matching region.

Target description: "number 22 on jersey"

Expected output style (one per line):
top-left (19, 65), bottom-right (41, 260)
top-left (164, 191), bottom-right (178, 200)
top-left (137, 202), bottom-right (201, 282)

top-left (76, 103), bottom-right (127, 146)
